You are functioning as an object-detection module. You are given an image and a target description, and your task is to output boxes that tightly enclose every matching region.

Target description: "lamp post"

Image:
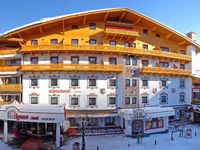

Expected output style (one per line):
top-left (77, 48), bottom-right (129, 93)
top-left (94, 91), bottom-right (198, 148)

top-left (81, 118), bottom-right (86, 150)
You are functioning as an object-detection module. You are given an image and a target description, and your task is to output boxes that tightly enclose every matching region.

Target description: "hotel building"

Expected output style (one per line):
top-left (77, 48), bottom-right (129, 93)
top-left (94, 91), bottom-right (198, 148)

top-left (1, 8), bottom-right (200, 136)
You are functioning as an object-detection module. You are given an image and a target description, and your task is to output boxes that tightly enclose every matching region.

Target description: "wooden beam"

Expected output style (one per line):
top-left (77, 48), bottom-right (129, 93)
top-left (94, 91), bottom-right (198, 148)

top-left (83, 16), bottom-right (87, 24)
top-left (39, 25), bottom-right (44, 34)
top-left (119, 12), bottom-right (126, 22)
top-left (165, 33), bottom-right (173, 40)
top-left (178, 41), bottom-right (187, 46)
top-left (104, 12), bottom-right (109, 21)
top-left (133, 18), bottom-right (142, 26)
top-left (150, 26), bottom-right (158, 32)
top-left (18, 32), bottom-right (22, 38)
top-left (62, 20), bottom-right (65, 35)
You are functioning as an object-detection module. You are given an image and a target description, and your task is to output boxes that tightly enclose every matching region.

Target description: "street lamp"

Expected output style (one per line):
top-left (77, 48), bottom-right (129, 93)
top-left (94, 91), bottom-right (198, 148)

top-left (81, 118), bottom-right (86, 150)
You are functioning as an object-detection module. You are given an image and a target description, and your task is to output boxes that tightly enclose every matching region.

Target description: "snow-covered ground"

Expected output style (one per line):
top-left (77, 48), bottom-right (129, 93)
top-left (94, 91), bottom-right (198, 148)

top-left (63, 124), bottom-right (200, 150)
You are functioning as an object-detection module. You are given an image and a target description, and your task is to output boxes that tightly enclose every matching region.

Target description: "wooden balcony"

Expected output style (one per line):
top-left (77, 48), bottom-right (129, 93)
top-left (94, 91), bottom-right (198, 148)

top-left (0, 84), bottom-right (22, 92)
top-left (21, 45), bottom-right (191, 62)
top-left (21, 64), bottom-right (123, 73)
top-left (0, 66), bottom-right (21, 72)
top-left (0, 49), bottom-right (20, 55)
top-left (140, 67), bottom-right (191, 77)
top-left (0, 101), bottom-right (12, 105)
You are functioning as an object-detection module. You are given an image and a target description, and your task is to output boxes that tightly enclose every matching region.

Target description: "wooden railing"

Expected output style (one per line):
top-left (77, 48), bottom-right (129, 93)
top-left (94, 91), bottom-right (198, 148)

top-left (21, 64), bottom-right (123, 73)
top-left (0, 66), bottom-right (21, 72)
top-left (21, 45), bottom-right (191, 61)
top-left (0, 101), bottom-right (12, 105)
top-left (140, 67), bottom-right (191, 76)
top-left (0, 84), bottom-right (22, 91)
top-left (0, 49), bottom-right (20, 55)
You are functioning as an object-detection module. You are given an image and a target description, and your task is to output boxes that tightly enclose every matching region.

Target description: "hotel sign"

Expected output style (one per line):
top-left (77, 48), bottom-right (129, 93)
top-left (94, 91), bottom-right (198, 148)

top-left (49, 89), bottom-right (70, 94)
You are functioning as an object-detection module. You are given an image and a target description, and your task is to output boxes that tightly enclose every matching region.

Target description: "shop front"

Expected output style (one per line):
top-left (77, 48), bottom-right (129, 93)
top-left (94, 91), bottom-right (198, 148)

top-left (119, 107), bottom-right (175, 135)
top-left (0, 104), bottom-right (65, 150)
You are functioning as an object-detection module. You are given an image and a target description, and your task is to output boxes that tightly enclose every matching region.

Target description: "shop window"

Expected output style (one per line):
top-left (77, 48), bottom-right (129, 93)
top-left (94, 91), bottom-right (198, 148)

top-left (50, 39), bottom-right (58, 45)
top-left (71, 39), bottom-right (79, 45)
top-left (142, 60), bottom-right (148, 66)
top-left (71, 79), bottom-right (79, 87)
top-left (109, 40), bottom-right (116, 46)
top-left (31, 57), bottom-right (38, 64)
top-left (88, 57), bottom-right (97, 64)
top-left (125, 97), bottom-right (130, 104)
top-left (50, 97), bottom-right (58, 105)
top-left (31, 78), bottom-right (38, 86)
top-left (109, 57), bottom-right (117, 64)
top-left (142, 44), bottom-right (148, 49)
top-left (125, 79), bottom-right (130, 87)
top-left (90, 23), bottom-right (96, 30)
top-left (71, 97), bottom-right (79, 105)
top-left (50, 78), bottom-right (58, 86)
top-left (109, 97), bottom-right (116, 105)
top-left (50, 56), bottom-right (58, 64)
top-left (88, 97), bottom-right (96, 106)
top-left (142, 96), bottom-right (148, 104)
top-left (31, 97), bottom-right (38, 104)
top-left (31, 40), bottom-right (38, 46)
top-left (145, 118), bottom-right (164, 130)
top-left (142, 79), bottom-right (148, 86)
top-left (71, 56), bottom-right (79, 64)
top-left (109, 79), bottom-right (116, 87)
top-left (89, 79), bottom-right (96, 87)
top-left (89, 39), bottom-right (97, 45)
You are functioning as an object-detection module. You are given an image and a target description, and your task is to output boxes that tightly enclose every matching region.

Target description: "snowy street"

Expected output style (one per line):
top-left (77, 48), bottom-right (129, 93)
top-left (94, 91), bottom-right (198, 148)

top-left (64, 124), bottom-right (200, 150)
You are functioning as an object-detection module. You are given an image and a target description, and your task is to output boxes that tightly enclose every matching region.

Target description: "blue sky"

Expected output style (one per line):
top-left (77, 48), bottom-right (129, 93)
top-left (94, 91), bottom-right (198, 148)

top-left (1, 0), bottom-right (200, 42)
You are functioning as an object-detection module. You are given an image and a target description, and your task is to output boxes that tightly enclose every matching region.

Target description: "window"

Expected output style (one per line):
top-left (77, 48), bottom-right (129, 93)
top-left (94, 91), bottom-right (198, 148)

top-left (88, 57), bottom-right (97, 64)
top-left (180, 80), bottom-right (185, 88)
top-left (90, 23), bottom-right (96, 30)
top-left (160, 47), bottom-right (169, 52)
top-left (8, 77), bottom-right (20, 84)
top-left (71, 56), bottom-right (79, 64)
top-left (6, 60), bottom-right (21, 66)
top-left (109, 41), bottom-right (116, 46)
top-left (132, 97), bottom-right (137, 104)
top-left (89, 79), bottom-right (96, 87)
top-left (50, 97), bottom-right (58, 105)
top-left (89, 39), bottom-right (97, 45)
top-left (109, 79), bottom-right (116, 87)
top-left (31, 40), bottom-right (38, 46)
top-left (156, 34), bottom-right (160, 38)
top-left (132, 58), bottom-right (137, 66)
top-left (132, 79), bottom-right (137, 87)
top-left (72, 25), bottom-right (79, 29)
top-left (31, 97), bottom-right (38, 104)
top-left (31, 57), bottom-right (38, 64)
top-left (51, 39), bottom-right (58, 45)
top-left (142, 96), bottom-right (148, 104)
top-left (51, 78), bottom-right (58, 86)
top-left (109, 58), bottom-right (117, 64)
top-left (180, 94), bottom-right (185, 102)
top-left (89, 97), bottom-right (96, 105)
top-left (180, 64), bottom-right (185, 70)
top-left (142, 79), bottom-right (148, 86)
top-left (142, 44), bottom-right (148, 49)
top-left (132, 43), bottom-right (136, 48)
top-left (143, 29), bottom-right (148, 35)
top-left (31, 78), bottom-right (38, 86)
top-left (125, 97), bottom-right (130, 104)
top-left (161, 95), bottom-right (167, 103)
top-left (109, 97), bottom-right (116, 105)
top-left (161, 80), bottom-right (166, 87)
top-left (71, 79), bottom-right (79, 87)
top-left (125, 57), bottom-right (130, 65)
top-left (71, 39), bottom-right (79, 45)
top-left (50, 56), bottom-right (58, 64)
top-left (142, 60), bottom-right (148, 66)
top-left (124, 42), bottom-right (130, 47)
top-left (159, 62), bottom-right (169, 68)
top-left (180, 50), bottom-right (185, 55)
top-left (71, 97), bottom-right (79, 105)
top-left (105, 117), bottom-right (114, 126)
top-left (125, 79), bottom-right (130, 87)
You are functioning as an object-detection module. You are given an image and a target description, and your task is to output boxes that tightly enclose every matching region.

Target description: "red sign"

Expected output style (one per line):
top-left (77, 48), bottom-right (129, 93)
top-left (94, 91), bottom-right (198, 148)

top-left (49, 89), bottom-right (70, 94)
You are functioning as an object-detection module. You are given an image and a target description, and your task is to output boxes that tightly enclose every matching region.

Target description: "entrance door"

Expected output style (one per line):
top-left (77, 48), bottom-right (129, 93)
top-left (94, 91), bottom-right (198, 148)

top-left (132, 119), bottom-right (144, 135)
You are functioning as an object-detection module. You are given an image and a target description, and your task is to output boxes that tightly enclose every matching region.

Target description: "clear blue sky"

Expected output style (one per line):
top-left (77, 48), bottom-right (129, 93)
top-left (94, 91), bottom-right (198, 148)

top-left (1, 0), bottom-right (200, 42)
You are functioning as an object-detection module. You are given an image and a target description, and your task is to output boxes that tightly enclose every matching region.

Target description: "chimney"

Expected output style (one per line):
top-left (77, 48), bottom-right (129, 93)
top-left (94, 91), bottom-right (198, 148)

top-left (186, 32), bottom-right (196, 41)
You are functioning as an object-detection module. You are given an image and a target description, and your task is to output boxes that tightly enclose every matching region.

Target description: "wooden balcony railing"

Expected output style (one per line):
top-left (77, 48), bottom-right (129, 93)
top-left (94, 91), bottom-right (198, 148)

top-left (0, 66), bottom-right (21, 72)
top-left (21, 64), bottom-right (123, 73)
top-left (0, 49), bottom-right (20, 55)
top-left (21, 45), bottom-right (191, 61)
top-left (140, 67), bottom-right (191, 77)
top-left (0, 101), bottom-right (12, 105)
top-left (0, 84), bottom-right (22, 92)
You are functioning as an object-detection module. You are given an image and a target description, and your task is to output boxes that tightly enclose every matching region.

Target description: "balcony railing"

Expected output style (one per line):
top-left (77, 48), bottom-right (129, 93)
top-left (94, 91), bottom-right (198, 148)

top-left (0, 101), bottom-right (12, 105)
top-left (0, 66), bottom-right (21, 72)
top-left (192, 99), bottom-right (200, 104)
top-left (21, 64), bottom-right (123, 73)
top-left (0, 49), bottom-right (20, 55)
top-left (21, 45), bottom-right (191, 61)
top-left (0, 84), bottom-right (22, 92)
top-left (140, 67), bottom-right (191, 77)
